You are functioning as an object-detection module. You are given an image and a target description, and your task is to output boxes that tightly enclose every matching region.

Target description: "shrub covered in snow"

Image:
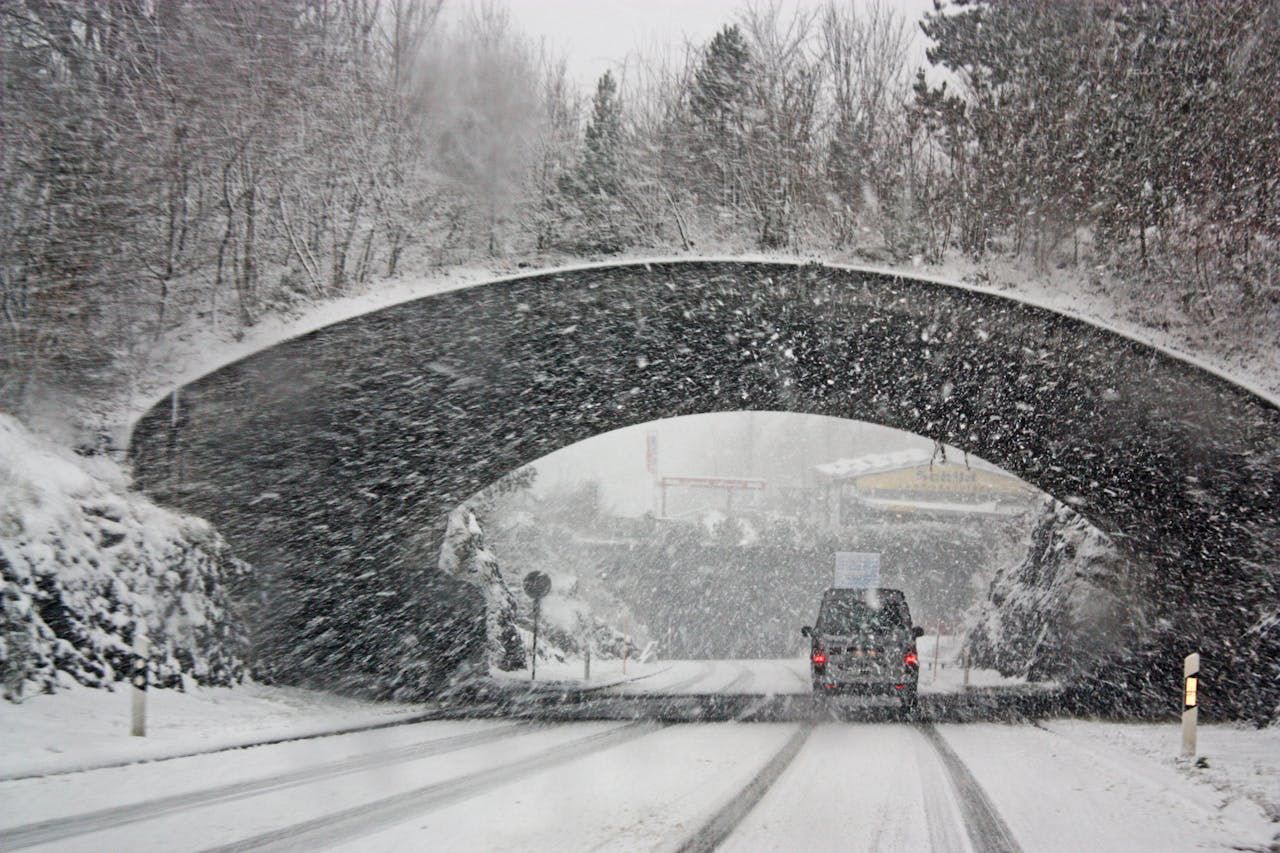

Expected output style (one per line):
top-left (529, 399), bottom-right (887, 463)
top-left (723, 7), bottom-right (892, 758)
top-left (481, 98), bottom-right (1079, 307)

top-left (965, 498), bottom-right (1145, 684)
top-left (0, 415), bottom-right (248, 701)
top-left (439, 503), bottom-right (633, 674)
top-left (438, 506), bottom-right (526, 672)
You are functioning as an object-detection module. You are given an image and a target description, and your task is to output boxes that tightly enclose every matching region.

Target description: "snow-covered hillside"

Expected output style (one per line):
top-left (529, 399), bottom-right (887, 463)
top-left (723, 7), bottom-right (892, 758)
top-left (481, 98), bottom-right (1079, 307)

top-left (438, 505), bottom-right (634, 677)
top-left (965, 498), bottom-right (1143, 683)
top-left (0, 416), bottom-right (248, 701)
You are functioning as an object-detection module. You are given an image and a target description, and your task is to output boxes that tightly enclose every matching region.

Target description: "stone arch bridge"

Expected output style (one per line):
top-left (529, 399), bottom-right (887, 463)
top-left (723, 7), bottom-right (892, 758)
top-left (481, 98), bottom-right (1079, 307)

top-left (129, 261), bottom-right (1279, 715)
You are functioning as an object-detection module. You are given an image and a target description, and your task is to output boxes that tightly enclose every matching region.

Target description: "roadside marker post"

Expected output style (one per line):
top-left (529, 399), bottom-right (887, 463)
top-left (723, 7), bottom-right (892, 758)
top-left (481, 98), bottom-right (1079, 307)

top-left (583, 644), bottom-right (591, 681)
top-left (932, 622), bottom-right (942, 683)
top-left (131, 631), bottom-right (149, 737)
top-left (1182, 652), bottom-right (1199, 758)
top-left (522, 572), bottom-right (551, 682)
top-left (531, 598), bottom-right (541, 681)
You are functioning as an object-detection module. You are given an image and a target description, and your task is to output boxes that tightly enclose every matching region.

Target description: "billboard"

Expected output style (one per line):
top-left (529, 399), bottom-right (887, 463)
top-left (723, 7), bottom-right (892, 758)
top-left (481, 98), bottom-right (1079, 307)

top-left (833, 552), bottom-right (880, 588)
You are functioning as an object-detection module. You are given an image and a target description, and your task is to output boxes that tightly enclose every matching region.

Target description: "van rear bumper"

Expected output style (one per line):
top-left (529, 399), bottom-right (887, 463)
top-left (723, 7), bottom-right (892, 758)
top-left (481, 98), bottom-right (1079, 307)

top-left (812, 679), bottom-right (915, 694)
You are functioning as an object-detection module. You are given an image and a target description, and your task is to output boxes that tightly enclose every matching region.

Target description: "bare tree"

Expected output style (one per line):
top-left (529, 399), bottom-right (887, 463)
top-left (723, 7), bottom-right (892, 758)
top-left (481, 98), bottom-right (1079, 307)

top-left (819, 0), bottom-right (912, 246)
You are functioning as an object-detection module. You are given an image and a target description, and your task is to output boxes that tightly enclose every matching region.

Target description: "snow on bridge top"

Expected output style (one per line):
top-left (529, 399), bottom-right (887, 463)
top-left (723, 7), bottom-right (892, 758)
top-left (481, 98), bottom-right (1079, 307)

top-left (814, 447), bottom-right (1006, 482)
top-left (120, 255), bottom-right (1279, 450)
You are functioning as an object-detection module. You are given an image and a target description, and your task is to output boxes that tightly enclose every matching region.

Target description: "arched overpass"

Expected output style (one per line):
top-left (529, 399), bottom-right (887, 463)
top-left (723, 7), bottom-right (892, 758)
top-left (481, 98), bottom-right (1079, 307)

top-left (129, 260), bottom-right (1280, 715)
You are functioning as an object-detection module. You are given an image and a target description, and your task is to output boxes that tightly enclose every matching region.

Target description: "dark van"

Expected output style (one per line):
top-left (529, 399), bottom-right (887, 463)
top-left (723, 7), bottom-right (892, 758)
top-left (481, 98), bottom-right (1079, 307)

top-left (802, 587), bottom-right (924, 711)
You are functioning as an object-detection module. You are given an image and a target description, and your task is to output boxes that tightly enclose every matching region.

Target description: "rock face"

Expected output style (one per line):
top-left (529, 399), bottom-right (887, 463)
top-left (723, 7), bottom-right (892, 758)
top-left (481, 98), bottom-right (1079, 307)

top-left (966, 498), bottom-right (1144, 684)
top-left (437, 507), bottom-right (526, 672)
top-left (0, 416), bottom-right (248, 701)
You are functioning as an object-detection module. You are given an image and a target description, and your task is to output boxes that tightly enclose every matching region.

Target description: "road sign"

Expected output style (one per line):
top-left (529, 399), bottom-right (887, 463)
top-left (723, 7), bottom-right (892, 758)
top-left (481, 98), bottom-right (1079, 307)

top-left (523, 572), bottom-right (551, 681)
top-left (833, 552), bottom-right (880, 588)
top-left (659, 475), bottom-right (766, 490)
top-left (523, 571), bottom-right (551, 600)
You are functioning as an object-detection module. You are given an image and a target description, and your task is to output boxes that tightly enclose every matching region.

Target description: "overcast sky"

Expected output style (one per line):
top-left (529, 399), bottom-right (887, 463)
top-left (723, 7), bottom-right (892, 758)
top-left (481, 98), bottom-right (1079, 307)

top-left (494, 0), bottom-right (938, 90)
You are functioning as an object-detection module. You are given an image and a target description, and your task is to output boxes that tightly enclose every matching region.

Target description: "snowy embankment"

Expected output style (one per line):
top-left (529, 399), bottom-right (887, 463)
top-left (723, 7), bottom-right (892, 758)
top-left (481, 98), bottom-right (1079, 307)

top-left (966, 497), bottom-right (1140, 684)
top-left (0, 682), bottom-right (428, 779)
top-left (439, 506), bottom-right (633, 679)
top-left (0, 415), bottom-right (247, 701)
top-left (1039, 719), bottom-right (1280, 825)
top-left (938, 720), bottom-right (1280, 851)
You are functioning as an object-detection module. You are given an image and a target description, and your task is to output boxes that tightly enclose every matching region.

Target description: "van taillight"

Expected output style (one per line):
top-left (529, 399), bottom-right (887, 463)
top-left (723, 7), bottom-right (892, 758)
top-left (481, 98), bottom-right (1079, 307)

top-left (904, 651), bottom-right (919, 667)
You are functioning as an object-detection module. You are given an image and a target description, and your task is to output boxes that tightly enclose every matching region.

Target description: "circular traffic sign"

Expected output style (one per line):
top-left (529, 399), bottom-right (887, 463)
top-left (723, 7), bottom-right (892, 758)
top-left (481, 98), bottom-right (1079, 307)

top-left (523, 571), bottom-right (551, 600)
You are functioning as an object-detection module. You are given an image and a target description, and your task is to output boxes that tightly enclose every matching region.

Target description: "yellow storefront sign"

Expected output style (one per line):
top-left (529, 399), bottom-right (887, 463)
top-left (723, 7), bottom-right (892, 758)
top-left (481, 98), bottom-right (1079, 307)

top-left (855, 464), bottom-right (1033, 498)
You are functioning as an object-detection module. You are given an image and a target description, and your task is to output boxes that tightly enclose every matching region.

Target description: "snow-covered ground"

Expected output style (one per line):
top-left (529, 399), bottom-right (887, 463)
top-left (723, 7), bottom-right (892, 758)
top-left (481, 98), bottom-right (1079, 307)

top-left (0, 651), bottom-right (1028, 781)
top-left (1, 700), bottom-right (1274, 851)
top-left (941, 721), bottom-right (1279, 851)
top-left (1040, 719), bottom-right (1280, 824)
top-left (0, 682), bottom-right (429, 780)
top-left (491, 655), bottom-right (671, 691)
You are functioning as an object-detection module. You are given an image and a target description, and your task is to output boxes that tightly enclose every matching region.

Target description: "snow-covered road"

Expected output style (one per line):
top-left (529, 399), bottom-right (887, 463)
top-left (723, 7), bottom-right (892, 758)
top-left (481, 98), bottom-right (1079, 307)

top-left (499, 642), bottom-right (1029, 699)
top-left (3, 663), bottom-right (1276, 852)
top-left (4, 717), bottom-right (1273, 851)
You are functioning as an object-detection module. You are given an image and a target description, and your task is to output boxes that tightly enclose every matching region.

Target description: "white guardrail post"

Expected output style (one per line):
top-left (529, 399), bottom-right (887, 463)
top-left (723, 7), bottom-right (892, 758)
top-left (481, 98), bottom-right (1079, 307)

top-left (1182, 652), bottom-right (1199, 758)
top-left (131, 631), bottom-right (149, 737)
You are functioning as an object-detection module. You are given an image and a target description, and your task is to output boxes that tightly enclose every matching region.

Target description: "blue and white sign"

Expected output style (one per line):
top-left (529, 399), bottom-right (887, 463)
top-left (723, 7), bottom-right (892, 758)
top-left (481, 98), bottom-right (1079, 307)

top-left (833, 552), bottom-right (880, 588)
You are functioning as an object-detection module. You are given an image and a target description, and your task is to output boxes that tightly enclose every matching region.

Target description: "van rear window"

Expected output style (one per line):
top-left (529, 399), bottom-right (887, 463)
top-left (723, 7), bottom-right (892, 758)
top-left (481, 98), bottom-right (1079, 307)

top-left (817, 597), bottom-right (907, 634)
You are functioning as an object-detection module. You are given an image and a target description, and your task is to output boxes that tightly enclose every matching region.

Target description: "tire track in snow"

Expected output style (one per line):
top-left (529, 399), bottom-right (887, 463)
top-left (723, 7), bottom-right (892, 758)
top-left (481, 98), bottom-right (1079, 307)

top-left (918, 724), bottom-right (1021, 853)
top-left (203, 720), bottom-right (665, 853)
top-left (655, 661), bottom-right (718, 693)
top-left (673, 724), bottom-right (813, 853)
top-left (913, 727), bottom-right (973, 852)
top-left (0, 722), bottom-right (535, 850)
top-left (786, 659), bottom-right (811, 687)
top-left (613, 661), bottom-right (715, 695)
top-left (718, 663), bottom-right (754, 694)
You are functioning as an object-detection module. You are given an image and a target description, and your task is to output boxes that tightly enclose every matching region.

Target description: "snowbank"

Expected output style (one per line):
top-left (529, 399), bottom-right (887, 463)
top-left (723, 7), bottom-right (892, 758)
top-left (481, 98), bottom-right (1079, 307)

top-left (0, 415), bottom-right (248, 701)
top-left (0, 680), bottom-right (427, 779)
top-left (437, 506), bottom-right (525, 672)
top-left (440, 504), bottom-right (634, 678)
top-left (1040, 719), bottom-right (1280, 824)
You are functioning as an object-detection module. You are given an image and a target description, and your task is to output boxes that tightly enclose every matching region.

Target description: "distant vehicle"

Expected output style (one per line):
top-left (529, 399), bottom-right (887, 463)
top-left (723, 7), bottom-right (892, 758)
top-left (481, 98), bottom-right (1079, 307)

top-left (802, 587), bottom-right (925, 712)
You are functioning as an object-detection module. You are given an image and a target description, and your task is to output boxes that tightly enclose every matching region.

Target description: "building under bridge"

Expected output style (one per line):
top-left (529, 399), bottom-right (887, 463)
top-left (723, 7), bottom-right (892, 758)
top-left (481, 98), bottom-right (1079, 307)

top-left (814, 448), bottom-right (1039, 530)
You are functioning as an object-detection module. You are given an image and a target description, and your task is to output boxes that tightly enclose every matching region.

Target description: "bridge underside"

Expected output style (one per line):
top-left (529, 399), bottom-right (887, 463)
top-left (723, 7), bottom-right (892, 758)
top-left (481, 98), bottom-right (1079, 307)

top-left (130, 261), bottom-right (1280, 717)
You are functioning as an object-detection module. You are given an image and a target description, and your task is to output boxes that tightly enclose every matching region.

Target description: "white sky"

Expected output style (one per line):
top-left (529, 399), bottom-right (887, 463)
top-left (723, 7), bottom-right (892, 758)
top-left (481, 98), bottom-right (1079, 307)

top-left (490, 0), bottom-right (938, 91)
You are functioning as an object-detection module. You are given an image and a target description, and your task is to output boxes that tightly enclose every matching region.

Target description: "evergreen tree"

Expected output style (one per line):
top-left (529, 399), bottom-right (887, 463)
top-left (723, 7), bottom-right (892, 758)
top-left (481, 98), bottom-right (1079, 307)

top-left (582, 71), bottom-right (624, 198)
top-left (687, 25), bottom-right (753, 209)
top-left (560, 71), bottom-right (631, 253)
